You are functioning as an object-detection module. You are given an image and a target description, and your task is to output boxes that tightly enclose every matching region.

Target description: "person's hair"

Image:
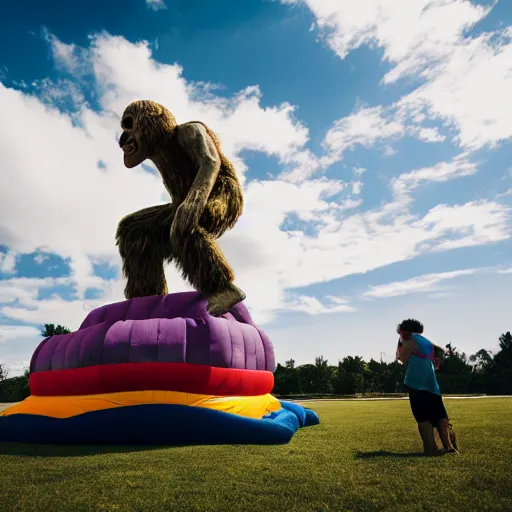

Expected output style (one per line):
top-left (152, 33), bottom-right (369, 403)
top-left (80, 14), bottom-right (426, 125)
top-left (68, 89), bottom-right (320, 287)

top-left (397, 318), bottom-right (424, 334)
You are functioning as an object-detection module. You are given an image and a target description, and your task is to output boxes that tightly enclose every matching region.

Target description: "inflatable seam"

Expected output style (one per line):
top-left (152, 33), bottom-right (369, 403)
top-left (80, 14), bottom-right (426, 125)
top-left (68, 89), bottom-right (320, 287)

top-left (77, 328), bottom-right (84, 368)
top-left (242, 324), bottom-right (248, 370)
top-left (52, 335), bottom-right (66, 371)
top-left (98, 305), bottom-right (108, 328)
top-left (260, 328), bottom-right (267, 373)
top-left (156, 318), bottom-right (161, 362)
top-left (67, 326), bottom-right (85, 369)
top-left (30, 337), bottom-right (48, 373)
top-left (227, 320), bottom-right (234, 368)
top-left (63, 329), bottom-right (72, 371)
top-left (98, 322), bottom-right (104, 366)
top-left (87, 324), bottom-right (102, 368)
top-left (127, 320), bottom-right (136, 362)
top-left (123, 299), bottom-right (132, 322)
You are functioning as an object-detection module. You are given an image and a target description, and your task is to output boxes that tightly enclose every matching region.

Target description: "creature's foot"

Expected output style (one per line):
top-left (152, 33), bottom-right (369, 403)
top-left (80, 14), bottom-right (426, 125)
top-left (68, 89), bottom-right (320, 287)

top-left (206, 284), bottom-right (246, 317)
top-left (448, 423), bottom-right (459, 452)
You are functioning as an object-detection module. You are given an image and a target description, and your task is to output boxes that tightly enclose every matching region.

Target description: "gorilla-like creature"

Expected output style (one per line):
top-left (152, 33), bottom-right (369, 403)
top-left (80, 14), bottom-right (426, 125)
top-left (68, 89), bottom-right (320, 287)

top-left (115, 100), bottom-right (245, 316)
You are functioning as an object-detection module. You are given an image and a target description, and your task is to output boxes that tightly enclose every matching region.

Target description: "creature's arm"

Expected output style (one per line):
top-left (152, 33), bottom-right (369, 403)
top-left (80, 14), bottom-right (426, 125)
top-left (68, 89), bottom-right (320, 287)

top-left (170, 122), bottom-right (221, 235)
top-left (174, 122), bottom-right (221, 229)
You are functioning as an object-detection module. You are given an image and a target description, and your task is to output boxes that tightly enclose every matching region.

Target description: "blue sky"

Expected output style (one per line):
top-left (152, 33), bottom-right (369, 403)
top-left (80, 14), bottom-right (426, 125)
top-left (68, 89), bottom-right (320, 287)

top-left (0, 0), bottom-right (511, 375)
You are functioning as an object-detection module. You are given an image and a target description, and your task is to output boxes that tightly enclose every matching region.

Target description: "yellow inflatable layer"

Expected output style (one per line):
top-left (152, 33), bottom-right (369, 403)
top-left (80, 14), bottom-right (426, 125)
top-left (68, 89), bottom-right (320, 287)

top-left (1, 391), bottom-right (282, 420)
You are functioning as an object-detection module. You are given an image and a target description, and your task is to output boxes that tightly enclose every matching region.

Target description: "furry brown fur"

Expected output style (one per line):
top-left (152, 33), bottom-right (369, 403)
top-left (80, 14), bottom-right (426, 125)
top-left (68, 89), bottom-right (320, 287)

top-left (115, 100), bottom-right (245, 316)
top-left (447, 422), bottom-right (459, 452)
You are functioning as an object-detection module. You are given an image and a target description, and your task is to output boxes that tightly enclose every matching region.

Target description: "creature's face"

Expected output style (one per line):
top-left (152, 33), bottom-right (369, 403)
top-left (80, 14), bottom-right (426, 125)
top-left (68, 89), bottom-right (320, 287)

top-left (119, 106), bottom-right (143, 168)
top-left (119, 100), bottom-right (176, 168)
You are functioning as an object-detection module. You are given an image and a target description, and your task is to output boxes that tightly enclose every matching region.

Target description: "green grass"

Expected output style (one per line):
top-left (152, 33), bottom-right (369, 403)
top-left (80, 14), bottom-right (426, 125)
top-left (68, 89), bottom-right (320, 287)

top-left (1, 398), bottom-right (511, 512)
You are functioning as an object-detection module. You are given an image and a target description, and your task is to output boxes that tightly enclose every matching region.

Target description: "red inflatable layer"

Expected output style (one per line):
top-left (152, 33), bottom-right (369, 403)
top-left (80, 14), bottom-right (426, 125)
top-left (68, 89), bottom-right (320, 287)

top-left (29, 362), bottom-right (274, 397)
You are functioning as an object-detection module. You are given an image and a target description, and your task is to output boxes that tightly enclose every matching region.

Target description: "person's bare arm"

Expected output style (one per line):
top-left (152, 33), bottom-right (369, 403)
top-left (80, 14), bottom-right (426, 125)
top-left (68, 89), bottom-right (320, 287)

top-left (172, 122), bottom-right (221, 233)
top-left (397, 338), bottom-right (415, 364)
top-left (395, 339), bottom-right (403, 361)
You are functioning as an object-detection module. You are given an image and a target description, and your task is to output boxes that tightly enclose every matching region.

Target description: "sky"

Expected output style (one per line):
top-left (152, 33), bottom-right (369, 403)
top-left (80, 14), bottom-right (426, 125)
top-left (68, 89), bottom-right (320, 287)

top-left (0, 0), bottom-right (511, 376)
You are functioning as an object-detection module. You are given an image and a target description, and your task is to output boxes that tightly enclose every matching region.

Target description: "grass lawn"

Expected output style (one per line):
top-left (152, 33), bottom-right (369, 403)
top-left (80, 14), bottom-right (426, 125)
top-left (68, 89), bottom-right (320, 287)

top-left (1, 398), bottom-right (511, 512)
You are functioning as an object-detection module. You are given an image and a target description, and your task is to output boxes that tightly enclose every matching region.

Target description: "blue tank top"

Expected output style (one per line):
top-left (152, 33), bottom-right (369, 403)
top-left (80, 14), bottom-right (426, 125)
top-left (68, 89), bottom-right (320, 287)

top-left (404, 334), bottom-right (441, 395)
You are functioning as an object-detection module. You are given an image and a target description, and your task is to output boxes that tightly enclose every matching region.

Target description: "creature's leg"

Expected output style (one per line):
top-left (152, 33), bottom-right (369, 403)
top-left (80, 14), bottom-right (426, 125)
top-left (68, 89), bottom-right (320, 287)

top-left (437, 419), bottom-right (458, 453)
top-left (448, 423), bottom-right (458, 452)
top-left (429, 393), bottom-right (458, 453)
top-left (172, 224), bottom-right (245, 316)
top-left (116, 204), bottom-right (175, 299)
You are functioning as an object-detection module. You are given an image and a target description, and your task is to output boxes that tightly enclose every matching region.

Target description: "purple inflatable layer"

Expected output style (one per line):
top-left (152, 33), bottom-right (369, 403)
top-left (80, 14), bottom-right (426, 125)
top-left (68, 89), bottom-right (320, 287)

top-left (30, 292), bottom-right (275, 373)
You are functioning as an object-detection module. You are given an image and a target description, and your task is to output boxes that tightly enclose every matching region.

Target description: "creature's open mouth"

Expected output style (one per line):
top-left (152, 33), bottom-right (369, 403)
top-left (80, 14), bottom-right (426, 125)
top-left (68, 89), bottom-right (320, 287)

top-left (119, 131), bottom-right (138, 156)
top-left (121, 139), bottom-right (138, 156)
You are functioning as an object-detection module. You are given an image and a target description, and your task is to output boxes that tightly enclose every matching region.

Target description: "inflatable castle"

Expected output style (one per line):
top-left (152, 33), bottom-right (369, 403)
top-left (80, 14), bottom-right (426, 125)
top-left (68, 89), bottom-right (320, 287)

top-left (0, 292), bottom-right (319, 445)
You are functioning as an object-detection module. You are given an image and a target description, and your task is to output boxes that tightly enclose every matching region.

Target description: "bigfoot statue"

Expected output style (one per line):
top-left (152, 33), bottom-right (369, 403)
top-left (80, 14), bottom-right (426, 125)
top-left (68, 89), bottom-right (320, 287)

top-left (116, 100), bottom-right (246, 316)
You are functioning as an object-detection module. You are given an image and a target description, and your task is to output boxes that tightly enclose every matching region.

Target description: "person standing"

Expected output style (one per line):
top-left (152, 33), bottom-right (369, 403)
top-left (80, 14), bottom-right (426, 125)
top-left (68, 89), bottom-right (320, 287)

top-left (396, 319), bottom-right (458, 455)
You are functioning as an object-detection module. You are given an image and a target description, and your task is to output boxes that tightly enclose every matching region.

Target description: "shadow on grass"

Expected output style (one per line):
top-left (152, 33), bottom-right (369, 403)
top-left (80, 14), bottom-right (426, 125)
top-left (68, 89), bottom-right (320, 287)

top-left (0, 442), bottom-right (181, 457)
top-left (354, 450), bottom-right (427, 459)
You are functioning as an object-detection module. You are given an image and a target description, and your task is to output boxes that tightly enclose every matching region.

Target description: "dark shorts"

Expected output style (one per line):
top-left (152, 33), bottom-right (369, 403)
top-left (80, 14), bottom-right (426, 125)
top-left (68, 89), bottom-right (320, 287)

top-left (406, 386), bottom-right (448, 425)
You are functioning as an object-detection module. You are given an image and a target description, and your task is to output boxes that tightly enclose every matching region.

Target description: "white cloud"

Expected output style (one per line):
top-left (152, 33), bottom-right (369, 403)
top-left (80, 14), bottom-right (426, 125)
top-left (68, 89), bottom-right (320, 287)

top-left (497, 188), bottom-right (512, 198)
top-left (383, 145), bottom-right (397, 157)
top-left (411, 126), bottom-right (446, 143)
top-left (323, 105), bottom-right (406, 161)
top-left (282, 0), bottom-right (491, 82)
top-left (0, 325), bottom-right (41, 343)
top-left (282, 294), bottom-right (355, 315)
top-left (33, 254), bottom-right (50, 265)
top-left (0, 251), bottom-right (17, 274)
top-left (278, 149), bottom-right (321, 183)
top-left (44, 31), bottom-right (89, 77)
top-left (278, 198), bottom-right (508, 291)
top-left (0, 32), bottom-right (329, 326)
top-left (285, 0), bottom-right (512, 153)
top-left (0, 322), bottom-right (43, 376)
top-left (363, 269), bottom-right (480, 298)
top-left (352, 181), bottom-right (363, 195)
top-left (2, 360), bottom-right (30, 376)
top-left (1, 297), bottom-right (99, 330)
top-left (322, 104), bottom-right (449, 162)
top-left (32, 77), bottom-right (85, 110)
top-left (1, 13), bottom-right (512, 376)
top-left (400, 29), bottom-right (512, 151)
top-left (0, 28), bottom-right (510, 339)
top-left (146, 0), bottom-right (167, 11)
top-left (416, 200), bottom-right (510, 252)
top-left (391, 154), bottom-right (478, 204)
top-left (266, 273), bottom-right (511, 368)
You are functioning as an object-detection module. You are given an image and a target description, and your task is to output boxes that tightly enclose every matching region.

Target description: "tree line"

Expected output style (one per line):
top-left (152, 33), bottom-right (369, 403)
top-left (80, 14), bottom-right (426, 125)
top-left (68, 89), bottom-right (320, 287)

top-left (1, 327), bottom-right (511, 402)
top-left (273, 332), bottom-right (512, 397)
top-left (0, 324), bottom-right (71, 402)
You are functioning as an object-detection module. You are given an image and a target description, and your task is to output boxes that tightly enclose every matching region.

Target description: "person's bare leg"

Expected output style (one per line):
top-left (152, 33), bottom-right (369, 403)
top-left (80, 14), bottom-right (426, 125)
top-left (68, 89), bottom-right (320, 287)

top-left (437, 419), bottom-right (459, 453)
top-left (418, 421), bottom-right (441, 455)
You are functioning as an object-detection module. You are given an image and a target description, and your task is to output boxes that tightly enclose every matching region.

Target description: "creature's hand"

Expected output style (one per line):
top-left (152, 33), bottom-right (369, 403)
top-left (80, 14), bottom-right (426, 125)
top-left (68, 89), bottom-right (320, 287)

top-left (171, 200), bottom-right (203, 238)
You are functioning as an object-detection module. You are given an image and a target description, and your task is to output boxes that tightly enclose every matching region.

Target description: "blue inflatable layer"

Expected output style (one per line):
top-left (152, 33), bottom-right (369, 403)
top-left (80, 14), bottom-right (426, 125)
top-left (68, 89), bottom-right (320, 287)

top-left (0, 400), bottom-right (319, 445)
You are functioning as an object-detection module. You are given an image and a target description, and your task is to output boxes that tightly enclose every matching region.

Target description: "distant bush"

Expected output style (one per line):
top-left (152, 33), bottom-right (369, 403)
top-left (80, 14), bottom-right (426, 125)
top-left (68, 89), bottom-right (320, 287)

top-left (0, 374), bottom-right (30, 402)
